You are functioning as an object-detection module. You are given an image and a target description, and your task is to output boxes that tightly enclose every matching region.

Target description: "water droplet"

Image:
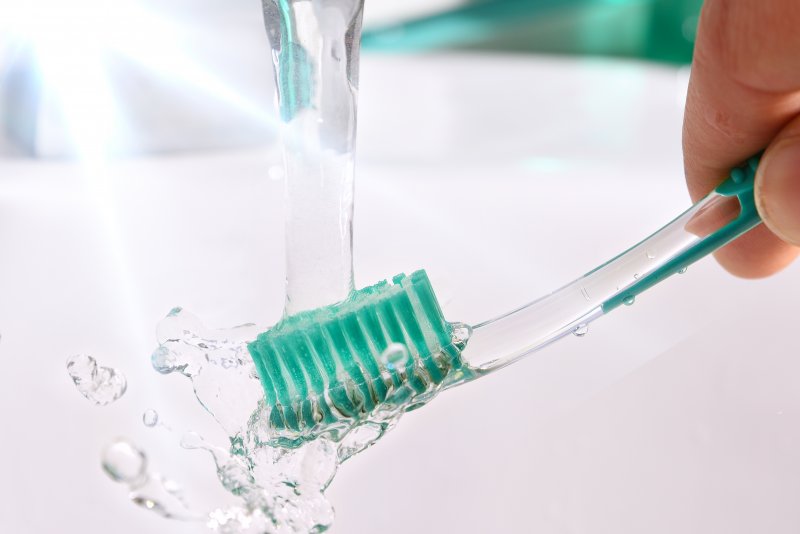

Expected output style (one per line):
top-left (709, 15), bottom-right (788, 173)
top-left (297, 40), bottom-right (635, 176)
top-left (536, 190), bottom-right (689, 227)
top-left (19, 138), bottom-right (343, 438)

top-left (66, 354), bottom-right (127, 406)
top-left (573, 324), bottom-right (589, 337)
top-left (450, 322), bottom-right (473, 346)
top-left (102, 439), bottom-right (147, 484)
top-left (143, 409), bottom-right (159, 428)
top-left (623, 295), bottom-right (636, 306)
top-left (150, 346), bottom-right (177, 374)
top-left (678, 267), bottom-right (688, 274)
top-left (103, 440), bottom-right (200, 520)
top-left (646, 250), bottom-right (656, 259)
top-left (381, 343), bottom-right (409, 371)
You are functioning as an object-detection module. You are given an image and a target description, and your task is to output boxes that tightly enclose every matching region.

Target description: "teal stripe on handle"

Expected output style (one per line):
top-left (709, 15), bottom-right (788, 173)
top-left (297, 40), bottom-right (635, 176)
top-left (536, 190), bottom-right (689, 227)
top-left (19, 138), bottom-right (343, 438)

top-left (602, 155), bottom-right (762, 312)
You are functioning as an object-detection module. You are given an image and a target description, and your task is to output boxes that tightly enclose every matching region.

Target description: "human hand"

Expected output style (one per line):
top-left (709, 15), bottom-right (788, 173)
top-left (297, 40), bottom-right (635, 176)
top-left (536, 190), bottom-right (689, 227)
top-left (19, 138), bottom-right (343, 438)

top-left (683, 0), bottom-right (800, 278)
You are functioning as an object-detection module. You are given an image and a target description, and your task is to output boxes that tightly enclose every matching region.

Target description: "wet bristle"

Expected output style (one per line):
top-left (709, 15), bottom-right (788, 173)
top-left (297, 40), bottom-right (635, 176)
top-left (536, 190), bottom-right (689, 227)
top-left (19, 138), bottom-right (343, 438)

top-left (247, 271), bottom-right (462, 432)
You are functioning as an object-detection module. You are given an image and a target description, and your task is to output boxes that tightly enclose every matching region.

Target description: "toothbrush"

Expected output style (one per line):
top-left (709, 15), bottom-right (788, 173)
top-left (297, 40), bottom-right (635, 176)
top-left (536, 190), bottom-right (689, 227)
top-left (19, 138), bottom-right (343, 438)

top-left (248, 156), bottom-right (762, 434)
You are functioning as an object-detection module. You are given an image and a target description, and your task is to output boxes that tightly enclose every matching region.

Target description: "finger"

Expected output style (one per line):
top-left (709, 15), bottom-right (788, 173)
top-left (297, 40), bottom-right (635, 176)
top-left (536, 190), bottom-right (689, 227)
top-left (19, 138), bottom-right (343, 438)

top-left (755, 114), bottom-right (800, 246)
top-left (683, 0), bottom-right (800, 277)
top-left (711, 224), bottom-right (798, 279)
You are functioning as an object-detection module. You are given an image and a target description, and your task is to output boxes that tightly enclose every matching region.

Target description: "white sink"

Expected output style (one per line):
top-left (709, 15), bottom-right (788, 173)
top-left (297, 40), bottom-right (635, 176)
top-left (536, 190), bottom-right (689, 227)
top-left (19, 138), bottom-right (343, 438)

top-left (0, 53), bottom-right (798, 534)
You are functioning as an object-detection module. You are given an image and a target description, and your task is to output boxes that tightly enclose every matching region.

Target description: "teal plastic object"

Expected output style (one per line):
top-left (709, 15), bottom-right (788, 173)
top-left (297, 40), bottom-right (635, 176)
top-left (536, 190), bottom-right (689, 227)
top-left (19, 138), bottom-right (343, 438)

top-left (247, 270), bottom-right (464, 433)
top-left (361, 0), bottom-right (702, 65)
top-left (270, 0), bottom-right (314, 122)
top-left (602, 155), bottom-right (762, 312)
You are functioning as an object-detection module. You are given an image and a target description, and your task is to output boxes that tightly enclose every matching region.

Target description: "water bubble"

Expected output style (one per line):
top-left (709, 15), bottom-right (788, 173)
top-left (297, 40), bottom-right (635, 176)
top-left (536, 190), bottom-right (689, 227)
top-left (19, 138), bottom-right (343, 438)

top-left (450, 322), bottom-right (473, 346)
top-left (678, 267), bottom-right (688, 274)
top-left (573, 323), bottom-right (589, 337)
top-left (102, 439), bottom-right (147, 484)
top-left (151, 346), bottom-right (177, 374)
top-left (143, 409), bottom-right (159, 428)
top-left (66, 354), bottom-right (127, 406)
top-left (380, 343), bottom-right (409, 371)
top-left (623, 295), bottom-right (636, 306)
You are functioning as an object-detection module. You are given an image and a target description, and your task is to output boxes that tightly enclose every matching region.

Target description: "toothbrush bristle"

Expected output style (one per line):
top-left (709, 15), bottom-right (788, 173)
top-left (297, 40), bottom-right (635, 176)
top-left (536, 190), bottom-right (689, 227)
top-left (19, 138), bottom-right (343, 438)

top-left (247, 270), bottom-right (464, 434)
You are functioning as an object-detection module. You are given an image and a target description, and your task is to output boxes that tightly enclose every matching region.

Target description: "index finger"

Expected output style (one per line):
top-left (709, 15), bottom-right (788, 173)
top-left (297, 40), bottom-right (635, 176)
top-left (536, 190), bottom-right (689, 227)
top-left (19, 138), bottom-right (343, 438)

top-left (683, 0), bottom-right (800, 277)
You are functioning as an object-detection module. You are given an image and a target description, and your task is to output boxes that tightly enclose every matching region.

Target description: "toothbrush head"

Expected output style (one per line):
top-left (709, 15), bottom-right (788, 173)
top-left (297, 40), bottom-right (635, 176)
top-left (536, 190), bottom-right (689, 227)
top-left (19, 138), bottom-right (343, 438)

top-left (247, 270), bottom-right (467, 438)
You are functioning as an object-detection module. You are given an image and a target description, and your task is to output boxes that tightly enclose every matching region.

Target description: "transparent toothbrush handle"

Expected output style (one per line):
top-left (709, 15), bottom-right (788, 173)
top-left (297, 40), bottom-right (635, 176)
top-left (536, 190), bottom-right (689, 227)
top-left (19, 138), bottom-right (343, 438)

top-left (461, 156), bottom-right (762, 374)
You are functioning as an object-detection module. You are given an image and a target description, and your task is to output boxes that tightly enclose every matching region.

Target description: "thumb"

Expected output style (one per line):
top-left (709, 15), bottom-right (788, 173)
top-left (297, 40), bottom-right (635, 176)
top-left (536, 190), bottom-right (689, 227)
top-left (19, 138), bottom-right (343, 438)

top-left (756, 116), bottom-right (800, 247)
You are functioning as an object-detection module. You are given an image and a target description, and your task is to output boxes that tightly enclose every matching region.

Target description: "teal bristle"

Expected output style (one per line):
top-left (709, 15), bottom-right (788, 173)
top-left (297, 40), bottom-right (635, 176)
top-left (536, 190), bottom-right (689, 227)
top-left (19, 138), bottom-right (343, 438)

top-left (247, 270), bottom-right (464, 434)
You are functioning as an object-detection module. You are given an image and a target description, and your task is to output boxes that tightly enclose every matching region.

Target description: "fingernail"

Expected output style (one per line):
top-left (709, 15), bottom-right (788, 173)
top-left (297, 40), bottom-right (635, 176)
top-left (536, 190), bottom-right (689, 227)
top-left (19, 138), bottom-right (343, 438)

top-left (757, 138), bottom-right (800, 246)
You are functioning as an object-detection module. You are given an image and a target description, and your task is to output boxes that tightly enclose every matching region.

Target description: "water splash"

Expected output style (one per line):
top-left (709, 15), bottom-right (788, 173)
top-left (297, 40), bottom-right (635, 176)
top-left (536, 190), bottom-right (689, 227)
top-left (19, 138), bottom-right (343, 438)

top-left (139, 306), bottom-right (467, 533)
top-left (143, 409), bottom-right (160, 428)
top-left (186, 429), bottom-right (337, 533)
top-left (102, 0), bottom-right (446, 530)
top-left (151, 307), bottom-right (264, 436)
top-left (102, 438), bottom-right (202, 521)
top-left (66, 354), bottom-right (127, 406)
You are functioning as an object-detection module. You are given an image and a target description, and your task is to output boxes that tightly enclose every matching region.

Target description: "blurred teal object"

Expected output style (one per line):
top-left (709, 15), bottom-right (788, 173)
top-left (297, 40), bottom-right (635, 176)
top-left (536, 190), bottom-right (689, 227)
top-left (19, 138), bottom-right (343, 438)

top-left (362, 0), bottom-right (703, 64)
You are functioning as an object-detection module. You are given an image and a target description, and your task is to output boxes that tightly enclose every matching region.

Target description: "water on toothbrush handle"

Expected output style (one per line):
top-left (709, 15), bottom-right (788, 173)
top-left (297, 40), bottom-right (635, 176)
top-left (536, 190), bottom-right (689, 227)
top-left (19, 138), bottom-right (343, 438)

top-left (462, 174), bottom-right (759, 375)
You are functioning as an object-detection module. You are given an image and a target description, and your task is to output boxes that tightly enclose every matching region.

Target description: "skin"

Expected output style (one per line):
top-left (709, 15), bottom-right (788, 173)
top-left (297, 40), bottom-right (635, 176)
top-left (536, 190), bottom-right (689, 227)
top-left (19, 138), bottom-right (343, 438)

top-left (683, 0), bottom-right (800, 278)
